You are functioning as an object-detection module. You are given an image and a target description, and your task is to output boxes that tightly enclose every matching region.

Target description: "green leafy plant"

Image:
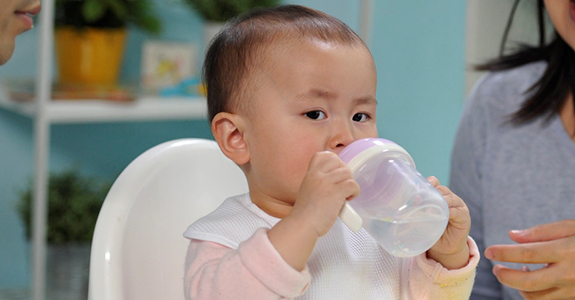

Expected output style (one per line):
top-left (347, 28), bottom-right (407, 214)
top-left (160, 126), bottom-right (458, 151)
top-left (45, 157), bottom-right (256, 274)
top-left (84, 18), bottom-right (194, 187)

top-left (184, 0), bottom-right (281, 22)
top-left (55, 0), bottom-right (162, 34)
top-left (17, 168), bottom-right (111, 244)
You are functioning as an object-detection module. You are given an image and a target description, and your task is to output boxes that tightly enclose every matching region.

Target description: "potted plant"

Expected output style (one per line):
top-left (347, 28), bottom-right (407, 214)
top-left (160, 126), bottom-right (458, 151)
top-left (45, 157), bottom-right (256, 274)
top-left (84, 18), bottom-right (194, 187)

top-left (183, 0), bottom-right (280, 46)
top-left (17, 168), bottom-right (111, 297)
top-left (54, 0), bottom-right (162, 85)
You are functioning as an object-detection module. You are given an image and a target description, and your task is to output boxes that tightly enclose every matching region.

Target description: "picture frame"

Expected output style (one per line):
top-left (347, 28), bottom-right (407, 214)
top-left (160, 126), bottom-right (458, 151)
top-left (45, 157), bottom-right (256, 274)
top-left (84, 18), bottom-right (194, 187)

top-left (141, 40), bottom-right (197, 94)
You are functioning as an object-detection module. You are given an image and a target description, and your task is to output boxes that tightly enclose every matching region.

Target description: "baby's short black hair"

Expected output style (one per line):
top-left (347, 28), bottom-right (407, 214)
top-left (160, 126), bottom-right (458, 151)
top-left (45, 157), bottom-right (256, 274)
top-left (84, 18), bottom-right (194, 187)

top-left (203, 4), bottom-right (367, 121)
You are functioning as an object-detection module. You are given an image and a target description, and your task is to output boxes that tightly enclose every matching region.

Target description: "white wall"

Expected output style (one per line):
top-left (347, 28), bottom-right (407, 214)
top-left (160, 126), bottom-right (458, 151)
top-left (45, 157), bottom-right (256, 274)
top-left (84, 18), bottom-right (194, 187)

top-left (465, 0), bottom-right (548, 95)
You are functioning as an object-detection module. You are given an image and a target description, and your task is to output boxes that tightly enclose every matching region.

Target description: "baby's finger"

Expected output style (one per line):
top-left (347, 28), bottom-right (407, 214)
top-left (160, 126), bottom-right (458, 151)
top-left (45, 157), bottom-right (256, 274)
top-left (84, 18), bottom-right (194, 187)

top-left (442, 193), bottom-right (465, 208)
top-left (342, 178), bottom-right (360, 200)
top-left (328, 165), bottom-right (354, 183)
top-left (435, 185), bottom-right (456, 198)
top-left (427, 176), bottom-right (440, 187)
top-left (310, 151), bottom-right (345, 171)
top-left (443, 194), bottom-right (469, 228)
top-left (447, 206), bottom-right (470, 231)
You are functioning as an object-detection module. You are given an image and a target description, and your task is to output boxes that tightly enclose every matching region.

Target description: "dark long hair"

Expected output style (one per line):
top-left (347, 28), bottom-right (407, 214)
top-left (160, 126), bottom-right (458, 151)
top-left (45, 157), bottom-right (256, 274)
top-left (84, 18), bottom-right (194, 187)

top-left (477, 0), bottom-right (575, 126)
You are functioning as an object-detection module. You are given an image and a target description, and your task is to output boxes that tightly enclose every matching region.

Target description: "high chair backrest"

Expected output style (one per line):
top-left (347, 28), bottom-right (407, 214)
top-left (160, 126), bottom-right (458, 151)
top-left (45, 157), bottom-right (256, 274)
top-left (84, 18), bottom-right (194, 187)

top-left (88, 138), bottom-right (248, 300)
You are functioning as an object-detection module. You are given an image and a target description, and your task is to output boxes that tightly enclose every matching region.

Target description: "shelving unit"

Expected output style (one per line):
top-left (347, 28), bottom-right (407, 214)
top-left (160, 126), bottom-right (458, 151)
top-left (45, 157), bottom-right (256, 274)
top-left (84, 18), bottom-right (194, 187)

top-left (0, 96), bottom-right (207, 124)
top-left (0, 1), bottom-right (207, 299)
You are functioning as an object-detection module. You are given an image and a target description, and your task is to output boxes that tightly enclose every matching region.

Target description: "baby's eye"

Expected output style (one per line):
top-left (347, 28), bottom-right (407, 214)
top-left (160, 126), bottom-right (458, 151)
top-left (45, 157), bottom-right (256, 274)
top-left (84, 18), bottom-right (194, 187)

top-left (352, 113), bottom-right (369, 122)
top-left (305, 110), bottom-right (327, 120)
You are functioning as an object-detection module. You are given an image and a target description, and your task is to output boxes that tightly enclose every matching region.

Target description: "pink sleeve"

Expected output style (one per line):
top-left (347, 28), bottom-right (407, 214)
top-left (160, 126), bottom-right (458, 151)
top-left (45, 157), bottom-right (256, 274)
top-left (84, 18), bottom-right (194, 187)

top-left (184, 228), bottom-right (311, 300)
top-left (408, 237), bottom-right (480, 300)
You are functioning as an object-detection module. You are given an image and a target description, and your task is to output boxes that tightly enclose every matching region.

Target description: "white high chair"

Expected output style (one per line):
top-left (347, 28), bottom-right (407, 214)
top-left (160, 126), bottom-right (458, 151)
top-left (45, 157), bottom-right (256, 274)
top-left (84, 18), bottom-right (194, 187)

top-left (88, 138), bottom-right (248, 300)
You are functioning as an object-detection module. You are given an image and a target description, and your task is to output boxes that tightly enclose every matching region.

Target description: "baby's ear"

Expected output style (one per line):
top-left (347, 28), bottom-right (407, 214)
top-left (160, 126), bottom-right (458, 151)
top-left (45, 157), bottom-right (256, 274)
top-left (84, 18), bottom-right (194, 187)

top-left (211, 112), bottom-right (250, 165)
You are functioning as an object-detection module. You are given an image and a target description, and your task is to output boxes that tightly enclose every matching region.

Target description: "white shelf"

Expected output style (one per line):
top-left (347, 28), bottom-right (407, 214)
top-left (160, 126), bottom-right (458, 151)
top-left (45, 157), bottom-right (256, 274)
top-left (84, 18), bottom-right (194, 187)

top-left (0, 95), bottom-right (207, 123)
top-left (5, 0), bottom-right (210, 298)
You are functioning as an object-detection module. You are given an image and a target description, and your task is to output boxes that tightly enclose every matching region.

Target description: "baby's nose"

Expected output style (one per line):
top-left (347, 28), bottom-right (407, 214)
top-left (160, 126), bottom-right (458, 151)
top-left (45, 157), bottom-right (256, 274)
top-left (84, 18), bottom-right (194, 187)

top-left (329, 123), bottom-right (355, 151)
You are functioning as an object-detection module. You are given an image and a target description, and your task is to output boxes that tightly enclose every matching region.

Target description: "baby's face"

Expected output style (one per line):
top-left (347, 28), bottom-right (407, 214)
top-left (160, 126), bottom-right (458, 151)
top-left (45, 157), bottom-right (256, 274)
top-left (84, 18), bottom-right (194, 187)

top-left (242, 39), bottom-right (378, 215)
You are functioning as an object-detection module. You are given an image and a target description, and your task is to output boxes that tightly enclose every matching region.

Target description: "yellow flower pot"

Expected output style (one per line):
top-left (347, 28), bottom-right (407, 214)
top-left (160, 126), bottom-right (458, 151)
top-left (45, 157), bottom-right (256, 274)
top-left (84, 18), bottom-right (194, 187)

top-left (55, 27), bottom-right (127, 85)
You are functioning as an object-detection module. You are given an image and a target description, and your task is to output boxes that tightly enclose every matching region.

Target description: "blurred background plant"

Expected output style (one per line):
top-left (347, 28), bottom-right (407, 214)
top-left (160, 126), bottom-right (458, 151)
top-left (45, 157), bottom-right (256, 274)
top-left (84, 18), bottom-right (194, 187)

top-left (183, 0), bottom-right (281, 22)
top-left (17, 168), bottom-right (111, 244)
top-left (55, 0), bottom-right (162, 34)
top-left (54, 0), bottom-right (163, 85)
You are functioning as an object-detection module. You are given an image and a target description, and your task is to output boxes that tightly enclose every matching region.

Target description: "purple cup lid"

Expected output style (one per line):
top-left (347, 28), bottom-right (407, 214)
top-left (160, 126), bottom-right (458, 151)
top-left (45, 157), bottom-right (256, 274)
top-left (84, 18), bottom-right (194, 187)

top-left (338, 138), bottom-right (415, 213)
top-left (339, 138), bottom-right (396, 164)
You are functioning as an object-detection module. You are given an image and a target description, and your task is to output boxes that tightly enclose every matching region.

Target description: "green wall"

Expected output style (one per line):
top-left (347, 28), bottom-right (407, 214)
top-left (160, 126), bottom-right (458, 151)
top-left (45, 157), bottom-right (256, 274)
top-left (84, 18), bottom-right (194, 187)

top-left (373, 1), bottom-right (466, 181)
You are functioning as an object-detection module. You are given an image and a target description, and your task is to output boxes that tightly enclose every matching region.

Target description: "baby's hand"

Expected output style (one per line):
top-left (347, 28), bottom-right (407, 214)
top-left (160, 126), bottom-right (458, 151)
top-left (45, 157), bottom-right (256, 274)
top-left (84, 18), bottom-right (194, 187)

top-left (291, 151), bottom-right (360, 237)
top-left (426, 176), bottom-right (471, 270)
top-left (268, 151), bottom-right (359, 271)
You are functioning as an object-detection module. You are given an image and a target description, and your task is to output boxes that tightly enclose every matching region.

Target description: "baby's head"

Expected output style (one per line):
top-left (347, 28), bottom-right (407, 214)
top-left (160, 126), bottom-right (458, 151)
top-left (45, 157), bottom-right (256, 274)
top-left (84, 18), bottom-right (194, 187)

top-left (206, 5), bottom-right (378, 211)
top-left (204, 4), bottom-right (369, 121)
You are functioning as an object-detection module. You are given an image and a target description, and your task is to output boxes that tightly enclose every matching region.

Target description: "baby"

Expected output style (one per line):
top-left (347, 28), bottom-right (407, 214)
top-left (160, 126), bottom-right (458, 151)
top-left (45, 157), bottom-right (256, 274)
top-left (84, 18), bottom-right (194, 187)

top-left (184, 5), bottom-right (479, 299)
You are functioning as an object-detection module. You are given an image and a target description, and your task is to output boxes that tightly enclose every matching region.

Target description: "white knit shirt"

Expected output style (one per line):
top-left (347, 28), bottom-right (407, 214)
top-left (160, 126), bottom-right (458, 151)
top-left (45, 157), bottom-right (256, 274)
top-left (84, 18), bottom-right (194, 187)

top-left (184, 193), bottom-right (477, 299)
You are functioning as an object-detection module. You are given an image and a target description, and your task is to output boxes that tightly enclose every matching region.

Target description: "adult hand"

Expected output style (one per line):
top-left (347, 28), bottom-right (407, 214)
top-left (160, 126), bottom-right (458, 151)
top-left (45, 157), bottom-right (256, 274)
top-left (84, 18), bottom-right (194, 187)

top-left (485, 219), bottom-right (575, 300)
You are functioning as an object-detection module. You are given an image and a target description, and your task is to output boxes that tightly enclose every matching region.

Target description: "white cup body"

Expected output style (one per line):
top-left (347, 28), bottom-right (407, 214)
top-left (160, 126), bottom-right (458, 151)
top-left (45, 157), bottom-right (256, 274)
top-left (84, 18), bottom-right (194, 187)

top-left (339, 139), bottom-right (449, 257)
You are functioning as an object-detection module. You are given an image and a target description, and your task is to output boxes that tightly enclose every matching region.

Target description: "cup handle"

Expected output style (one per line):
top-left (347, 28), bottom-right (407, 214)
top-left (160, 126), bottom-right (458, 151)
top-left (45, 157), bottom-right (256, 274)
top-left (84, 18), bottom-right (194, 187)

top-left (339, 203), bottom-right (363, 232)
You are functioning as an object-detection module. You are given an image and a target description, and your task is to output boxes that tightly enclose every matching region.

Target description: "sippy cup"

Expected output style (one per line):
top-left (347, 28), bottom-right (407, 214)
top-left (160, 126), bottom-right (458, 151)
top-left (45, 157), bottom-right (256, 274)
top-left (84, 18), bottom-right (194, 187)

top-left (338, 138), bottom-right (449, 258)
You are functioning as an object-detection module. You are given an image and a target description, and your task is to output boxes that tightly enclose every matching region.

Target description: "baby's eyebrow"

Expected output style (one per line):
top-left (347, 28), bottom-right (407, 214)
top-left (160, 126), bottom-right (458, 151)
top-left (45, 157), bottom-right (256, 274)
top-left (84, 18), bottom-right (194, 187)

top-left (355, 96), bottom-right (378, 106)
top-left (295, 89), bottom-right (377, 105)
top-left (295, 89), bottom-right (335, 101)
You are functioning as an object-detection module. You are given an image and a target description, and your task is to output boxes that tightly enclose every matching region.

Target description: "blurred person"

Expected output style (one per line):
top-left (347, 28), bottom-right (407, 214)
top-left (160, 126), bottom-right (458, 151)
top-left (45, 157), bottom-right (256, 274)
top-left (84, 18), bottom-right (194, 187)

top-left (0, 0), bottom-right (40, 65)
top-left (450, 0), bottom-right (575, 299)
